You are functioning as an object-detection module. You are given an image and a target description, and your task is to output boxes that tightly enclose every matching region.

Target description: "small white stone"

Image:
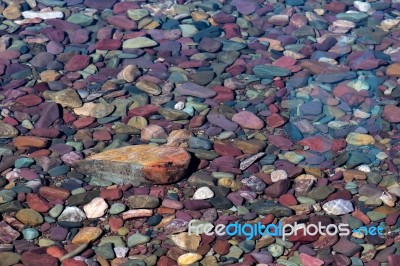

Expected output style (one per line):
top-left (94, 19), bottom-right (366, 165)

top-left (22, 10), bottom-right (64, 20)
top-left (58, 206), bottom-right (86, 222)
top-left (354, 109), bottom-right (371, 119)
top-left (193, 187), bottom-right (214, 200)
top-left (114, 247), bottom-right (129, 258)
top-left (376, 152), bottom-right (388, 160)
top-left (83, 197), bottom-right (108, 219)
top-left (270, 170), bottom-right (288, 183)
top-left (357, 164), bottom-right (371, 173)
top-left (322, 199), bottom-right (354, 215)
top-left (354, 1), bottom-right (372, 12)
top-left (380, 192), bottom-right (397, 207)
top-left (174, 101), bottom-right (185, 110)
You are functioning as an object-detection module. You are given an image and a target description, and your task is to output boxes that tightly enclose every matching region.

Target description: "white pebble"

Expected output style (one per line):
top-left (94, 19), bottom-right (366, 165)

top-left (270, 170), bottom-right (288, 182)
top-left (357, 165), bottom-right (371, 173)
top-left (83, 197), bottom-right (108, 219)
top-left (193, 187), bottom-right (214, 200)
top-left (174, 101), bottom-right (185, 110)
top-left (354, 1), bottom-right (371, 12)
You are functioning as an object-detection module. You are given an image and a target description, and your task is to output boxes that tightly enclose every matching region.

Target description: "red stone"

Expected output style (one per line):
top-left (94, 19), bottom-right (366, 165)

top-left (300, 253), bottom-right (324, 266)
top-left (16, 95), bottom-right (43, 107)
top-left (31, 128), bottom-right (60, 138)
top-left (157, 256), bottom-right (176, 266)
top-left (95, 39), bottom-right (121, 50)
top-left (188, 115), bottom-right (205, 128)
top-left (266, 113), bottom-right (287, 128)
top-left (226, 64), bottom-right (246, 76)
top-left (65, 55), bottom-right (90, 72)
top-left (214, 143), bottom-right (243, 156)
top-left (61, 259), bottom-right (86, 266)
top-left (26, 193), bottom-right (52, 213)
top-left (223, 23), bottom-right (241, 39)
top-left (28, 149), bottom-right (52, 158)
top-left (113, 2), bottom-right (139, 13)
top-left (331, 139), bottom-right (347, 152)
top-left (73, 117), bottom-right (95, 129)
top-left (21, 253), bottom-right (58, 266)
top-left (288, 228), bottom-right (320, 243)
top-left (382, 105), bottom-right (400, 123)
top-left (212, 86), bottom-right (234, 103)
top-left (213, 240), bottom-right (230, 255)
top-left (47, 245), bottom-right (67, 258)
top-left (177, 60), bottom-right (209, 68)
top-left (106, 16), bottom-right (137, 30)
top-left (39, 186), bottom-right (71, 201)
top-left (128, 105), bottom-right (159, 117)
top-left (93, 130), bottom-right (112, 141)
top-left (109, 217), bottom-right (124, 232)
top-left (14, 136), bottom-right (48, 149)
top-left (324, 2), bottom-right (346, 13)
top-left (100, 188), bottom-right (122, 200)
top-left (298, 136), bottom-right (332, 152)
top-left (278, 194), bottom-right (297, 206)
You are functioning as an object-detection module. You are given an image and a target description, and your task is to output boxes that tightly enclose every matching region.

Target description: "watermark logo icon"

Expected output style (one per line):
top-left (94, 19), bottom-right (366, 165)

top-left (188, 220), bottom-right (384, 240)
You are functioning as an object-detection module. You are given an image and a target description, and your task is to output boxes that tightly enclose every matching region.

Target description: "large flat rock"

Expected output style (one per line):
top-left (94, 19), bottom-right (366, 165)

top-left (73, 145), bottom-right (191, 186)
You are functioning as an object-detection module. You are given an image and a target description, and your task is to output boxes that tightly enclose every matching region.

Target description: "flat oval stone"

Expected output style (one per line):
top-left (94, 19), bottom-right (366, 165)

top-left (73, 145), bottom-right (191, 185)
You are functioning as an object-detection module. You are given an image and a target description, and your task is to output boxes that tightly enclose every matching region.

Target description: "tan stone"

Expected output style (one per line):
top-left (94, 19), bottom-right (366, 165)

top-left (3, 4), bottom-right (21, 20)
top-left (387, 63), bottom-right (400, 77)
top-left (343, 170), bottom-right (367, 182)
top-left (0, 121), bottom-right (18, 138)
top-left (117, 65), bottom-right (141, 82)
top-left (72, 227), bottom-right (102, 244)
top-left (43, 89), bottom-right (82, 108)
top-left (40, 70), bottom-right (61, 82)
top-left (168, 232), bottom-right (201, 252)
top-left (121, 209), bottom-right (153, 220)
top-left (346, 132), bottom-right (375, 146)
top-left (177, 253), bottom-right (202, 266)
top-left (15, 209), bottom-right (43, 226)
top-left (74, 145), bottom-right (191, 185)
top-left (14, 136), bottom-right (47, 148)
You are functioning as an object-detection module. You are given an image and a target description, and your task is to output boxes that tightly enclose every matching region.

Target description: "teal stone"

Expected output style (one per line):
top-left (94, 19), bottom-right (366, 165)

top-left (127, 233), bottom-right (151, 247)
top-left (350, 257), bottom-right (364, 266)
top-left (347, 216), bottom-right (363, 229)
top-left (37, 0), bottom-right (65, 6)
top-left (168, 72), bottom-right (188, 83)
top-left (109, 203), bottom-right (126, 215)
top-left (222, 40), bottom-right (247, 51)
top-left (253, 65), bottom-right (291, 79)
top-left (22, 228), bottom-right (39, 240)
top-left (336, 13), bottom-right (369, 23)
top-left (238, 240), bottom-right (255, 253)
top-left (44, 216), bottom-right (56, 223)
top-left (182, 106), bottom-right (195, 116)
top-left (367, 211), bottom-right (386, 221)
top-left (12, 186), bottom-right (32, 193)
top-left (146, 214), bottom-right (162, 226)
top-left (97, 117), bottom-right (120, 124)
top-left (126, 260), bottom-right (146, 266)
top-left (14, 158), bottom-right (35, 168)
top-left (48, 165), bottom-right (70, 177)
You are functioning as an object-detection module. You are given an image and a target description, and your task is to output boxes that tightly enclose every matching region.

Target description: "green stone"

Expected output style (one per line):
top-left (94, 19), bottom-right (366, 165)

top-left (48, 165), bottom-right (70, 177)
top-left (367, 211), bottom-right (386, 221)
top-left (67, 13), bottom-right (93, 26)
top-left (109, 203), bottom-right (126, 214)
top-left (99, 236), bottom-right (126, 247)
top-left (122, 37), bottom-right (157, 49)
top-left (307, 185), bottom-right (335, 201)
top-left (238, 240), bottom-right (255, 253)
top-left (268, 244), bottom-right (284, 257)
top-left (0, 200), bottom-right (22, 213)
top-left (253, 65), bottom-right (292, 79)
top-left (0, 190), bottom-right (16, 204)
top-left (250, 200), bottom-right (292, 217)
top-left (95, 242), bottom-right (115, 260)
top-left (225, 246), bottom-right (243, 259)
top-left (127, 233), bottom-right (151, 247)
top-left (0, 252), bottom-right (21, 266)
top-left (14, 158), bottom-right (35, 168)
top-left (49, 204), bottom-right (64, 218)
top-left (158, 108), bottom-right (189, 120)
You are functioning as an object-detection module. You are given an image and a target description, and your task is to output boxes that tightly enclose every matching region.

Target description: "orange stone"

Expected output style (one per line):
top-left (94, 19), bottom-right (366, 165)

top-left (39, 186), bottom-right (71, 201)
top-left (71, 227), bottom-right (102, 244)
top-left (14, 136), bottom-right (48, 148)
top-left (73, 145), bottom-right (191, 185)
top-left (121, 209), bottom-right (153, 220)
top-left (46, 246), bottom-right (67, 258)
top-left (387, 63), bottom-right (400, 77)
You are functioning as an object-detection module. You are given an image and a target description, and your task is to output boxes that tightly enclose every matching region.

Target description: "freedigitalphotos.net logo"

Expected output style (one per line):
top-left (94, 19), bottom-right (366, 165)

top-left (188, 220), bottom-right (384, 240)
